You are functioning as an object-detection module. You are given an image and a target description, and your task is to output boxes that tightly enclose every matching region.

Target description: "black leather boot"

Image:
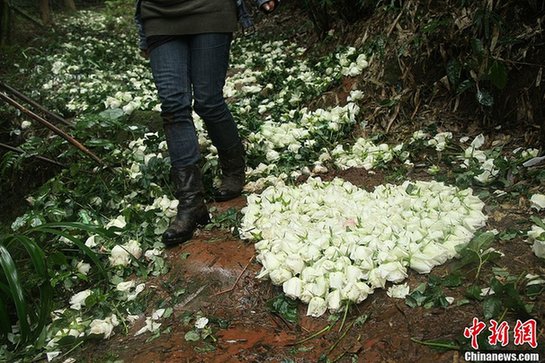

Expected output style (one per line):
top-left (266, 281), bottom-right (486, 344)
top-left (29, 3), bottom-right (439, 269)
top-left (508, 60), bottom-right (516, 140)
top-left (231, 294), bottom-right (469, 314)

top-left (162, 165), bottom-right (210, 246)
top-left (213, 142), bottom-right (246, 202)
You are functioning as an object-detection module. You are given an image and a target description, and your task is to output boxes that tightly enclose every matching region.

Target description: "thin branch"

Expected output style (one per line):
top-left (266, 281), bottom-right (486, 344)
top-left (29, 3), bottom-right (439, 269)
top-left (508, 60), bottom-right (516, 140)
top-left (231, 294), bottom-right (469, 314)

top-left (0, 142), bottom-right (66, 168)
top-left (213, 255), bottom-right (254, 296)
top-left (0, 91), bottom-right (106, 167)
top-left (0, 82), bottom-right (73, 128)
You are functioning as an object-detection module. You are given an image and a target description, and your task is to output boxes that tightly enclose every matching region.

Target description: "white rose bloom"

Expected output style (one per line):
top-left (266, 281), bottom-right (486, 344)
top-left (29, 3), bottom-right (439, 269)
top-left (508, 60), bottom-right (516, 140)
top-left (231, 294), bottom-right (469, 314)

top-left (530, 194), bottom-right (545, 210)
top-left (116, 281), bottom-right (136, 292)
top-left (195, 317), bottom-right (209, 329)
top-left (283, 277), bottom-right (303, 299)
top-left (265, 149), bottom-right (280, 161)
top-left (386, 283), bottom-right (410, 299)
top-left (326, 289), bottom-right (342, 311)
top-left (69, 290), bottom-right (92, 310)
top-left (85, 235), bottom-right (97, 248)
top-left (89, 314), bottom-right (119, 339)
top-left (328, 271), bottom-right (345, 290)
top-left (307, 297), bottom-right (327, 317)
top-left (127, 283), bottom-right (146, 301)
top-left (532, 240), bottom-right (545, 259)
top-left (144, 248), bottom-right (163, 260)
top-left (76, 261), bottom-right (91, 275)
top-left (471, 134), bottom-right (485, 149)
top-left (269, 268), bottom-right (292, 285)
top-left (125, 240), bottom-right (142, 259)
top-left (528, 225), bottom-right (545, 240)
top-left (409, 252), bottom-right (435, 274)
top-left (106, 215), bottom-right (127, 230)
top-left (109, 245), bottom-right (130, 267)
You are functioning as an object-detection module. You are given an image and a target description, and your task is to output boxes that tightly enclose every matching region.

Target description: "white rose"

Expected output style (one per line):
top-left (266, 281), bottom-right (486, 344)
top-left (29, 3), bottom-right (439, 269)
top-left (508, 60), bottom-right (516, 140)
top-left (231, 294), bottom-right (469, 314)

top-left (109, 245), bottom-right (130, 267)
top-left (266, 149), bottom-right (280, 161)
top-left (76, 261), bottom-right (91, 275)
top-left (328, 271), bottom-right (345, 290)
top-left (532, 240), bottom-right (545, 259)
top-left (127, 283), bottom-right (146, 301)
top-left (471, 134), bottom-right (485, 149)
top-left (269, 268), bottom-right (292, 285)
top-left (326, 290), bottom-right (342, 311)
top-left (307, 296), bottom-right (327, 317)
top-left (125, 240), bottom-right (142, 259)
top-left (69, 290), bottom-right (92, 310)
top-left (530, 194), bottom-right (545, 210)
top-left (85, 235), bottom-right (97, 248)
top-left (409, 252), bottom-right (435, 274)
top-left (528, 225), bottom-right (545, 240)
top-left (283, 277), bottom-right (303, 299)
top-left (106, 215), bottom-right (127, 230)
top-left (386, 283), bottom-right (410, 299)
top-left (89, 314), bottom-right (119, 339)
top-left (116, 281), bottom-right (136, 292)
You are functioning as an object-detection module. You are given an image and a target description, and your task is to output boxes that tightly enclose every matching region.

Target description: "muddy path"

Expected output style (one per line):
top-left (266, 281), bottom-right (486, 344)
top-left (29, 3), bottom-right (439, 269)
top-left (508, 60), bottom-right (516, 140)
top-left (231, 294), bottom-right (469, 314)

top-left (78, 168), bottom-right (545, 363)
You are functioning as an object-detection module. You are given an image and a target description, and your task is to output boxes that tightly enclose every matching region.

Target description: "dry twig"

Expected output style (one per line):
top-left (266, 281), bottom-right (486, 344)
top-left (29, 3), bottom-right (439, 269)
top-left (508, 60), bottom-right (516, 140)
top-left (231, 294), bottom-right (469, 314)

top-left (213, 255), bottom-right (254, 296)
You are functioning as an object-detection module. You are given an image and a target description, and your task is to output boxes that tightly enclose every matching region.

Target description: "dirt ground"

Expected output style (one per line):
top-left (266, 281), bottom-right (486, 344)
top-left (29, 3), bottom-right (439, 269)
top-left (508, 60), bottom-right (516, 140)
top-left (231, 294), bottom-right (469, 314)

top-left (78, 169), bottom-right (545, 363)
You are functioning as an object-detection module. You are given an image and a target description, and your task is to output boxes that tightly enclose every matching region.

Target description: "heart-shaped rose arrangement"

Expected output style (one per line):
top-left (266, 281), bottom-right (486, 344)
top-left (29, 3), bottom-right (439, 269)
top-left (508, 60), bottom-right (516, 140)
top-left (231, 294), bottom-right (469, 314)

top-left (241, 177), bottom-right (487, 317)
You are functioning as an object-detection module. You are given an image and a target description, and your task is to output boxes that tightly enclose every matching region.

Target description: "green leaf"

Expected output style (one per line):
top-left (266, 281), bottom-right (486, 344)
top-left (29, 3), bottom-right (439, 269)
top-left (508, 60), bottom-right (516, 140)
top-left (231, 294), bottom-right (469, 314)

top-left (483, 296), bottom-right (502, 319)
top-left (406, 290), bottom-right (427, 308)
top-left (184, 330), bottom-right (200, 342)
top-left (99, 108), bottom-right (124, 120)
top-left (0, 244), bottom-right (30, 345)
top-left (442, 273), bottom-right (463, 288)
top-left (267, 294), bottom-right (298, 323)
top-left (488, 61), bottom-right (508, 90)
top-left (465, 285), bottom-right (483, 301)
top-left (498, 230), bottom-right (517, 241)
top-left (530, 216), bottom-right (545, 230)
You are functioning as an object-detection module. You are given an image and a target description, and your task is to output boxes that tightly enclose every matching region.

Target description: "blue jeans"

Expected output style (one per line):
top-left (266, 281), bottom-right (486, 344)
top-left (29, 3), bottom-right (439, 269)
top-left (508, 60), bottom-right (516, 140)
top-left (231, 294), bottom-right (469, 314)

top-left (149, 33), bottom-right (241, 169)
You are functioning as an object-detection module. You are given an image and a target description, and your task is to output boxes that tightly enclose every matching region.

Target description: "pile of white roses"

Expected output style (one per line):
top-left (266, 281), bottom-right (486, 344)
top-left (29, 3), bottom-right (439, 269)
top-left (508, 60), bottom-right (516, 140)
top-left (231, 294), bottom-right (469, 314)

top-left (241, 177), bottom-right (487, 317)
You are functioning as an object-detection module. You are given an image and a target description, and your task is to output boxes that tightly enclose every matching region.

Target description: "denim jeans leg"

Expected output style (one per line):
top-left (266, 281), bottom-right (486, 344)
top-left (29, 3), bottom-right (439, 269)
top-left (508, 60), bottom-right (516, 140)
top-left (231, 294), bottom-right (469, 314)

top-left (190, 33), bottom-right (241, 150)
top-left (149, 39), bottom-right (201, 169)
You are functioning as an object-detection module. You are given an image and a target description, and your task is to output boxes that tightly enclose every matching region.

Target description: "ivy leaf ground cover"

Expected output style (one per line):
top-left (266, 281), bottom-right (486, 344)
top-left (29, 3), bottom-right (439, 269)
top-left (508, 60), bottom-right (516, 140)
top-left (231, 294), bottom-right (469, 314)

top-left (1, 5), bottom-right (545, 361)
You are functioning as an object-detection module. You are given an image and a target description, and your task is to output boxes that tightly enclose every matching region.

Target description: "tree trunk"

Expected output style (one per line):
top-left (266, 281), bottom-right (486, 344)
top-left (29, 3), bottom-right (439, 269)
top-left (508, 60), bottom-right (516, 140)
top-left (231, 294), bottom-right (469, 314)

top-left (0, 0), bottom-right (9, 46)
top-left (40, 0), bottom-right (52, 25)
top-left (63, 0), bottom-right (77, 12)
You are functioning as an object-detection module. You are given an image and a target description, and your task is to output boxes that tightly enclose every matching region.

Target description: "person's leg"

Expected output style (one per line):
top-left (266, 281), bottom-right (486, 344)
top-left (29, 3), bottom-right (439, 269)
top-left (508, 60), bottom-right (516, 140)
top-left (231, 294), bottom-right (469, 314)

top-left (149, 38), bottom-right (200, 169)
top-left (190, 33), bottom-right (240, 149)
top-left (148, 38), bottom-right (208, 245)
top-left (190, 33), bottom-right (245, 201)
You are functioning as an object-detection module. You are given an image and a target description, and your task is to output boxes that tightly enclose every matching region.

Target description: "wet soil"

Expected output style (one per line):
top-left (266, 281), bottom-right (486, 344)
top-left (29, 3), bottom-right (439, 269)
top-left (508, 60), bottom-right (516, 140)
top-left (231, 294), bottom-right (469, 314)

top-left (79, 168), bottom-right (545, 363)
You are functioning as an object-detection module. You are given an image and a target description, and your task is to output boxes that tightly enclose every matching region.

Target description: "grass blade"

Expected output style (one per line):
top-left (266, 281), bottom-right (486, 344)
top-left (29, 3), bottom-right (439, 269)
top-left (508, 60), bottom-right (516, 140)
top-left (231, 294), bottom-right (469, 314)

top-left (28, 222), bottom-right (116, 239)
top-left (32, 228), bottom-right (107, 279)
top-left (0, 243), bottom-right (30, 345)
top-left (14, 235), bottom-right (53, 341)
